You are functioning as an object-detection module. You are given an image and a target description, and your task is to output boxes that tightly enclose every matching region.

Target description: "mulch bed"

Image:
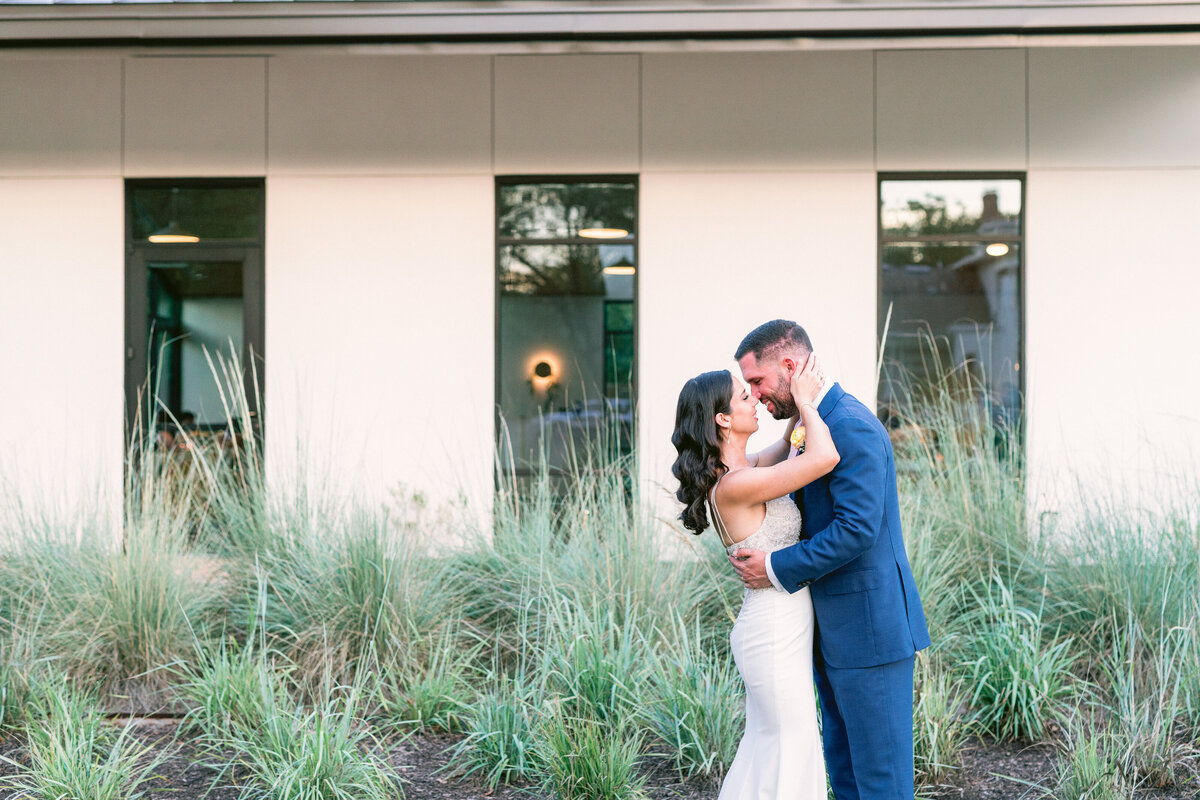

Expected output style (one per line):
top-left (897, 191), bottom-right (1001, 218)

top-left (1, 721), bottom-right (1197, 799)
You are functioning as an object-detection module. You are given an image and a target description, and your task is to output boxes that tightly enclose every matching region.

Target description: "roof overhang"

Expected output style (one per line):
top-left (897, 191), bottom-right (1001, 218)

top-left (3, 0), bottom-right (1200, 47)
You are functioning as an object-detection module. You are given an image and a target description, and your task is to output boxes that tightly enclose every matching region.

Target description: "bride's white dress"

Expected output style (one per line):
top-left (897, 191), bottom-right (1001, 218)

top-left (711, 491), bottom-right (827, 800)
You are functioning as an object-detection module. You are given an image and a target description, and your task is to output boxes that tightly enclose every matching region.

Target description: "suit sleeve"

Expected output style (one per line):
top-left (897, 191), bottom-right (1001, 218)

top-left (768, 415), bottom-right (888, 592)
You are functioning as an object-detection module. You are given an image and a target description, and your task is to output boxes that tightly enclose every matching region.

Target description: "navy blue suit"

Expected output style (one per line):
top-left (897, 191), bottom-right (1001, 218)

top-left (768, 383), bottom-right (930, 800)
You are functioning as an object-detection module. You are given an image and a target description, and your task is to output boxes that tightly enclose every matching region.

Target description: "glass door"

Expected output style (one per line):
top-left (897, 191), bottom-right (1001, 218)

top-left (125, 246), bottom-right (264, 444)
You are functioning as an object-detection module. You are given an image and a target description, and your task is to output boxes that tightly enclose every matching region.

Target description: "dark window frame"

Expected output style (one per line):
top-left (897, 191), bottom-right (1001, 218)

top-left (494, 174), bottom-right (639, 478)
top-left (877, 171), bottom-right (1026, 415)
top-left (124, 177), bottom-right (266, 445)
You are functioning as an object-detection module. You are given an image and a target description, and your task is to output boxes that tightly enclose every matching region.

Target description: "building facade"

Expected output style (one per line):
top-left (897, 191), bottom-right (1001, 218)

top-left (2, 1), bottom-right (1199, 529)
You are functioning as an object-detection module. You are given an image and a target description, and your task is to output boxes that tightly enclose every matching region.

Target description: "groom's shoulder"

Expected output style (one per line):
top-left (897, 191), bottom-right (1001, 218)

top-left (829, 389), bottom-right (887, 437)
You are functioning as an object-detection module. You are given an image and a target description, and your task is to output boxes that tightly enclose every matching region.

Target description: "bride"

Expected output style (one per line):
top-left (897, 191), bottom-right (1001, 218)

top-left (670, 356), bottom-right (837, 800)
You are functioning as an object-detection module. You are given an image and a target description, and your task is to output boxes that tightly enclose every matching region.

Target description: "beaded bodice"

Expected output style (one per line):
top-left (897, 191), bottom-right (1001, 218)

top-left (709, 480), bottom-right (804, 595)
top-left (721, 495), bottom-right (803, 558)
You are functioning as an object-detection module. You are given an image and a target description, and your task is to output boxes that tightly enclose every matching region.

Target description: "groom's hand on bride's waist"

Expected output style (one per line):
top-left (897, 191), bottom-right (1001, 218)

top-left (729, 549), bottom-right (772, 590)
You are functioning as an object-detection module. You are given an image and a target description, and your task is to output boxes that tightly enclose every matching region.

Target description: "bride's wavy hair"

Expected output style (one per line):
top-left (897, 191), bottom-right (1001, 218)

top-left (671, 370), bottom-right (733, 535)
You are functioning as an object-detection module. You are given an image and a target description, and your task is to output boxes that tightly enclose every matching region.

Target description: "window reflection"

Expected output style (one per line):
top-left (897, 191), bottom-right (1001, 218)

top-left (879, 178), bottom-right (1023, 433)
top-left (497, 179), bottom-right (636, 475)
top-left (498, 182), bottom-right (636, 240)
top-left (881, 179), bottom-right (1021, 239)
top-left (131, 183), bottom-right (262, 242)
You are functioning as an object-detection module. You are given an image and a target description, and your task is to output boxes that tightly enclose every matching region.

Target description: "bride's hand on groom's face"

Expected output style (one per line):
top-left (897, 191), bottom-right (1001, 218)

top-left (790, 354), bottom-right (824, 407)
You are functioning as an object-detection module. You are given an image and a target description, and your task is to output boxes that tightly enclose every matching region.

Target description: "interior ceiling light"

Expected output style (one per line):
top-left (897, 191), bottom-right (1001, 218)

top-left (148, 221), bottom-right (200, 244)
top-left (579, 227), bottom-right (629, 239)
top-left (602, 265), bottom-right (636, 276)
top-left (985, 242), bottom-right (1010, 257)
top-left (149, 187), bottom-right (200, 243)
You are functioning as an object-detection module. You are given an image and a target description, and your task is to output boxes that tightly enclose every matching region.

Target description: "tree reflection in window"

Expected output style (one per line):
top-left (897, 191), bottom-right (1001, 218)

top-left (879, 177), bottom-right (1023, 439)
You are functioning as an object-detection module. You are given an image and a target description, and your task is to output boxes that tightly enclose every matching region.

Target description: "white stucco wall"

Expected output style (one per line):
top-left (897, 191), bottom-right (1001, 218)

top-left (264, 176), bottom-right (495, 519)
top-left (0, 178), bottom-right (124, 529)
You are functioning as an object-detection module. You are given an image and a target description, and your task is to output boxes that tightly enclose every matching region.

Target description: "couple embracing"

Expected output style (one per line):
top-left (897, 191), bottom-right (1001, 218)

top-left (671, 319), bottom-right (931, 800)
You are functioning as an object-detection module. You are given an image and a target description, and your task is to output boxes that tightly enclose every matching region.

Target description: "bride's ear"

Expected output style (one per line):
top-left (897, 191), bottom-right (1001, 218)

top-left (714, 412), bottom-right (732, 433)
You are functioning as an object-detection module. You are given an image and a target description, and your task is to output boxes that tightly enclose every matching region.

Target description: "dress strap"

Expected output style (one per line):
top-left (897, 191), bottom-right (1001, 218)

top-left (707, 474), bottom-right (736, 549)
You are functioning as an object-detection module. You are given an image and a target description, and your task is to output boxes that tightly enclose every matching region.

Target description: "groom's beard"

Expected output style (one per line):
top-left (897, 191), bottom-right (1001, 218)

top-left (763, 390), bottom-right (798, 420)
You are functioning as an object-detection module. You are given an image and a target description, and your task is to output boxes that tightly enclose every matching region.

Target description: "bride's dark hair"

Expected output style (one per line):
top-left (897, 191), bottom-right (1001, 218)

top-left (671, 370), bottom-right (733, 535)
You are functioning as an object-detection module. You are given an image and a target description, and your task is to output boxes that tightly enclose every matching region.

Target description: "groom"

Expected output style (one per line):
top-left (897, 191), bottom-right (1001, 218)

top-left (729, 319), bottom-right (930, 800)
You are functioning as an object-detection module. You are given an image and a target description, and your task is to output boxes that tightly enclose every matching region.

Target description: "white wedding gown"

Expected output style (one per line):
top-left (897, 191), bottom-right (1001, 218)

top-left (711, 491), bottom-right (827, 800)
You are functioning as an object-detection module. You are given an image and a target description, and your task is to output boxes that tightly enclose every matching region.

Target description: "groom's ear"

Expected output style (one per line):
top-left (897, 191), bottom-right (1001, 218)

top-left (780, 356), bottom-right (797, 374)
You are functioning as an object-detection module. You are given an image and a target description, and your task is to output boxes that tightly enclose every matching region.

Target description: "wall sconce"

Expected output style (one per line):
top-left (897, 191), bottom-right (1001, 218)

top-left (529, 356), bottom-right (559, 395)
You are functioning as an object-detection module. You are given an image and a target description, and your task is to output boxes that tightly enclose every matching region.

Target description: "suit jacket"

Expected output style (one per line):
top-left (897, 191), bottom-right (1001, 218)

top-left (770, 382), bottom-right (931, 669)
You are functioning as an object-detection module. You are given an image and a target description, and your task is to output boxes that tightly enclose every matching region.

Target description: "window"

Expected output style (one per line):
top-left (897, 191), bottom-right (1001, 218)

top-left (878, 175), bottom-right (1023, 429)
top-left (495, 177), bottom-right (637, 475)
top-left (125, 179), bottom-right (265, 446)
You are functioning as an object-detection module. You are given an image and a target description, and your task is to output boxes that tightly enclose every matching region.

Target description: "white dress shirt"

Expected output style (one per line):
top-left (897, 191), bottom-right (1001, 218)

top-left (763, 378), bottom-right (833, 593)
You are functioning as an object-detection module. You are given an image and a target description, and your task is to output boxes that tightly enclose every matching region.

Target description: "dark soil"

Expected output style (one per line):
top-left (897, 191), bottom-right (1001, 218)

top-left (1, 722), bottom-right (1197, 799)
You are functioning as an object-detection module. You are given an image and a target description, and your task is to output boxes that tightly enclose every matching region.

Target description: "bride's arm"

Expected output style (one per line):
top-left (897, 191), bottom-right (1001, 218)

top-left (746, 415), bottom-right (799, 468)
top-left (720, 404), bottom-right (837, 505)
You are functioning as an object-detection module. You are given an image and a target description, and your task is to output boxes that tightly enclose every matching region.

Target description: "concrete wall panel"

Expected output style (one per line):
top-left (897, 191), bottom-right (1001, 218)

top-left (0, 178), bottom-right (124, 526)
top-left (1026, 169), bottom-right (1200, 517)
top-left (642, 51), bottom-right (873, 171)
top-left (268, 55), bottom-right (492, 175)
top-left (0, 57), bottom-right (122, 176)
top-left (494, 54), bottom-right (640, 174)
top-left (125, 56), bottom-right (266, 177)
top-left (1030, 46), bottom-right (1200, 168)
top-left (265, 175), bottom-right (494, 516)
top-left (876, 49), bottom-right (1026, 170)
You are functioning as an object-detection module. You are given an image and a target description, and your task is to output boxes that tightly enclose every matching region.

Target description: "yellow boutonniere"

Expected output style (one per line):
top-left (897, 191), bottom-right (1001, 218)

top-left (790, 426), bottom-right (806, 454)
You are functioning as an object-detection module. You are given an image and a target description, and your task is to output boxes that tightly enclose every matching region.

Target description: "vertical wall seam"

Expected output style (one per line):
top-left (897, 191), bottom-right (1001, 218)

top-left (1024, 48), bottom-right (1031, 170)
top-left (871, 49), bottom-right (878, 171)
top-left (119, 58), bottom-right (126, 177)
top-left (489, 55), bottom-right (496, 175)
top-left (263, 56), bottom-right (270, 176)
top-left (637, 52), bottom-right (644, 173)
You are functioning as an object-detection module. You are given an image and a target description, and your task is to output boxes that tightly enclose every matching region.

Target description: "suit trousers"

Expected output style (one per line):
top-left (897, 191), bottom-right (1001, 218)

top-left (813, 645), bottom-right (915, 800)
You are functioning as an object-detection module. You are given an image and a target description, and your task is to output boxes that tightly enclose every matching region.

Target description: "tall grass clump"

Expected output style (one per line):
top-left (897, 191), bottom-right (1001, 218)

top-left (1046, 508), bottom-right (1200, 649)
top-left (964, 574), bottom-right (1081, 741)
top-left (230, 684), bottom-right (400, 800)
top-left (180, 643), bottom-right (399, 800)
top-left (1099, 607), bottom-right (1200, 789)
top-left (0, 614), bottom-right (49, 733)
top-left (177, 637), bottom-right (281, 743)
top-left (543, 596), bottom-right (645, 725)
top-left (373, 625), bottom-right (478, 733)
top-left (0, 673), bottom-right (166, 800)
top-left (447, 673), bottom-right (542, 789)
top-left (912, 657), bottom-right (971, 787)
top-left (537, 712), bottom-right (647, 800)
top-left (640, 616), bottom-right (743, 784)
top-left (0, 509), bottom-right (227, 694)
top-left (1047, 722), bottom-right (1129, 800)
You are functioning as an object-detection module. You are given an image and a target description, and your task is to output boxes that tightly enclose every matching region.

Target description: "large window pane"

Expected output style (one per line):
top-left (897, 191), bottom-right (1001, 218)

top-left (497, 179), bottom-right (636, 474)
top-left (879, 178), bottom-right (1022, 431)
top-left (146, 260), bottom-right (245, 429)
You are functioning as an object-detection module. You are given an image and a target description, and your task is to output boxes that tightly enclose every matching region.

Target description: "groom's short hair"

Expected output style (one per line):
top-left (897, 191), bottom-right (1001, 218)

top-left (735, 319), bottom-right (813, 362)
